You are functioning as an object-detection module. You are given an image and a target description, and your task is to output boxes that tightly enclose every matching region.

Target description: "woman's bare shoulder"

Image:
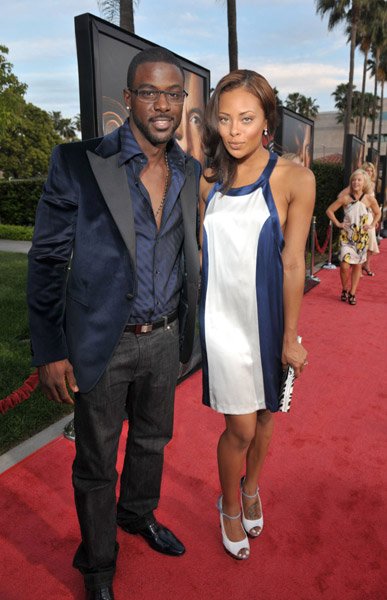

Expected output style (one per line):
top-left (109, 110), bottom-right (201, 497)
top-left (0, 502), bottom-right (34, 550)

top-left (274, 156), bottom-right (315, 187)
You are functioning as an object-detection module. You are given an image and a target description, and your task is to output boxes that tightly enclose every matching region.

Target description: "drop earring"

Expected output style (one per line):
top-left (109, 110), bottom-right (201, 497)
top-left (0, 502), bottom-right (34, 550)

top-left (263, 128), bottom-right (268, 136)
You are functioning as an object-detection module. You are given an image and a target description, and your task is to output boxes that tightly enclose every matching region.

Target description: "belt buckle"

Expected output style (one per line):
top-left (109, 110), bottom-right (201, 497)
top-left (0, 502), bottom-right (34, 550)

top-left (135, 323), bottom-right (153, 334)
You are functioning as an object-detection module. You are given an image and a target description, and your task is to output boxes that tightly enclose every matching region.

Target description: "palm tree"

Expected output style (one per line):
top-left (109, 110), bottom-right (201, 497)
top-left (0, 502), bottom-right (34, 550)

top-left (369, 39), bottom-right (387, 149)
top-left (297, 96), bottom-right (320, 119)
top-left (316, 0), bottom-right (362, 157)
top-left (353, 1), bottom-right (387, 143)
top-left (226, 0), bottom-right (238, 71)
top-left (48, 111), bottom-right (77, 142)
top-left (285, 92), bottom-right (302, 112)
top-left (331, 82), bottom-right (355, 122)
top-left (350, 4), bottom-right (372, 141)
top-left (376, 49), bottom-right (387, 153)
top-left (359, 92), bottom-right (376, 139)
top-left (285, 93), bottom-right (319, 118)
top-left (97, 0), bottom-right (139, 33)
top-left (217, 0), bottom-right (238, 71)
top-left (73, 114), bottom-right (81, 134)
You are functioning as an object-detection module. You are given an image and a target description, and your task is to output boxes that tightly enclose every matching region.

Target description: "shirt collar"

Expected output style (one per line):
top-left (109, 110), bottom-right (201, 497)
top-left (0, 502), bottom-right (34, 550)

top-left (119, 119), bottom-right (187, 171)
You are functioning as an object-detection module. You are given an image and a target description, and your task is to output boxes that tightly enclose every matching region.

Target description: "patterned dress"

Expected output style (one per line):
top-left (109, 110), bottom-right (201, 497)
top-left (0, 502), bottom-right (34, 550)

top-left (199, 152), bottom-right (284, 414)
top-left (339, 194), bottom-right (369, 265)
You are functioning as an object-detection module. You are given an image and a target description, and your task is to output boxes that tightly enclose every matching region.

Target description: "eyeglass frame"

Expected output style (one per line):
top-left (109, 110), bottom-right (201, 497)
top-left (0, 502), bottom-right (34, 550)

top-left (127, 88), bottom-right (189, 104)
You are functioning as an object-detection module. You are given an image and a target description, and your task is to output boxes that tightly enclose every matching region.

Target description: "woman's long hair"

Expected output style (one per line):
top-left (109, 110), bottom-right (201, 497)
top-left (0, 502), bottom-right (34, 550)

top-left (202, 70), bottom-right (277, 193)
top-left (361, 161), bottom-right (376, 182)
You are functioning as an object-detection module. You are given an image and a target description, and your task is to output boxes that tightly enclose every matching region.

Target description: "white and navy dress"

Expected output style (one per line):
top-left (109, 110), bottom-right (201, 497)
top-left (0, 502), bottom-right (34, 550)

top-left (199, 152), bottom-right (284, 414)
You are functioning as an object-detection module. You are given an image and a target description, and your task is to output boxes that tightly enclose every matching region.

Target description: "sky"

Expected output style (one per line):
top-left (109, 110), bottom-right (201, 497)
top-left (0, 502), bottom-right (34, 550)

top-left (1, 0), bottom-right (376, 120)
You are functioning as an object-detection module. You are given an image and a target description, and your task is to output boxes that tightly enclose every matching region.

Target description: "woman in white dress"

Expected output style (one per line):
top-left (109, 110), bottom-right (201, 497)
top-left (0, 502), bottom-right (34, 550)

top-left (199, 70), bottom-right (315, 560)
top-left (361, 162), bottom-right (380, 276)
top-left (326, 170), bottom-right (380, 305)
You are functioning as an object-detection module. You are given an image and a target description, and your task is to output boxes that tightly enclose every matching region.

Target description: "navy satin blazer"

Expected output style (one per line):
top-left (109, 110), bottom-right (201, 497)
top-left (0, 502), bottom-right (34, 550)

top-left (27, 127), bottom-right (201, 393)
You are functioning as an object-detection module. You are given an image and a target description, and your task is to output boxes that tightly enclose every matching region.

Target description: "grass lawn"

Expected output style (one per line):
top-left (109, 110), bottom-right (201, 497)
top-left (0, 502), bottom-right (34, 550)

top-left (0, 252), bottom-right (72, 454)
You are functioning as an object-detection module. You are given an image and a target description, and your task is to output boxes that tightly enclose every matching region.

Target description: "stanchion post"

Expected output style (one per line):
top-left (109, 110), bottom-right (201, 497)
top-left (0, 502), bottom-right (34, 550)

top-left (323, 220), bottom-right (337, 269)
top-left (377, 204), bottom-right (383, 242)
top-left (308, 216), bottom-right (321, 283)
top-left (328, 221), bottom-right (333, 263)
top-left (310, 216), bottom-right (316, 276)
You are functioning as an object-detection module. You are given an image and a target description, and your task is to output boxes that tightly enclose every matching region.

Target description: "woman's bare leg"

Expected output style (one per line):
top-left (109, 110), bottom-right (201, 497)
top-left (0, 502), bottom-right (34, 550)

top-left (340, 261), bottom-right (350, 291)
top-left (350, 263), bottom-right (362, 296)
top-left (242, 409), bottom-right (274, 535)
top-left (217, 413), bottom-right (257, 555)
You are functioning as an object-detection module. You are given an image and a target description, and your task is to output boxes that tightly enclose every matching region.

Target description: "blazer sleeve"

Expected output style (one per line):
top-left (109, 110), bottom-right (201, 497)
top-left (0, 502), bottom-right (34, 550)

top-left (27, 144), bottom-right (78, 366)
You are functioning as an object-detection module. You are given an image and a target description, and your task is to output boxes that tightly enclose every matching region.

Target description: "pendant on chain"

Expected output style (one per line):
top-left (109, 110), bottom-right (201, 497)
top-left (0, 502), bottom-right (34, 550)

top-left (154, 152), bottom-right (169, 221)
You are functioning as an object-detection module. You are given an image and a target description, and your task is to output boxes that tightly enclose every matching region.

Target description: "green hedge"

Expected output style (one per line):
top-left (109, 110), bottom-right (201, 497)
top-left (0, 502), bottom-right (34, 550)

top-left (0, 224), bottom-right (34, 240)
top-left (0, 178), bottom-right (44, 226)
top-left (0, 164), bottom-right (345, 245)
top-left (312, 162), bottom-right (345, 245)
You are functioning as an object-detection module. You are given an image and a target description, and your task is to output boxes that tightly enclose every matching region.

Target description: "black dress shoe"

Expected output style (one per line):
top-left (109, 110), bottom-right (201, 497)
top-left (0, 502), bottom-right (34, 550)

top-left (86, 587), bottom-right (114, 600)
top-left (120, 521), bottom-right (185, 556)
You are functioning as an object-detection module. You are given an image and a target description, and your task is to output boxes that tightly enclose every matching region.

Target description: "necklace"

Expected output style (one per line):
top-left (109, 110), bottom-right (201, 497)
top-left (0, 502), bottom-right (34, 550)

top-left (154, 151), bottom-right (169, 221)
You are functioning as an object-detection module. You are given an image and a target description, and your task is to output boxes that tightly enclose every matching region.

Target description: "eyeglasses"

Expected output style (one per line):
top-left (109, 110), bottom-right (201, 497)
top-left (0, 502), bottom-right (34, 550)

top-left (128, 88), bottom-right (188, 104)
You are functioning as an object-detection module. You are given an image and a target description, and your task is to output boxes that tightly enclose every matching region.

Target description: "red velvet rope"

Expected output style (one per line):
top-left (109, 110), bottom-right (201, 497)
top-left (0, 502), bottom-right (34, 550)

top-left (0, 370), bottom-right (39, 415)
top-left (314, 224), bottom-right (332, 255)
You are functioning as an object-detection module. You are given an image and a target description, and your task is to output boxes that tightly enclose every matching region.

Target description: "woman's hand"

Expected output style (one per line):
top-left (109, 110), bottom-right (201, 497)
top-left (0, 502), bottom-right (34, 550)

top-left (338, 221), bottom-right (349, 231)
top-left (281, 339), bottom-right (308, 378)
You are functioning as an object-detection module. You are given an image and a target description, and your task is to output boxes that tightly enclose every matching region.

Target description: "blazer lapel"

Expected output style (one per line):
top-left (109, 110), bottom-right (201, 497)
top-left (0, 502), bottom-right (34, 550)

top-left (86, 150), bottom-right (136, 266)
top-left (180, 158), bottom-right (200, 284)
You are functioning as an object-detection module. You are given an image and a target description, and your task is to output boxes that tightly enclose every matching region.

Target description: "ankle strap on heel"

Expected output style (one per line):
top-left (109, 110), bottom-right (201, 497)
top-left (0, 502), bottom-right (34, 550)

top-left (240, 476), bottom-right (259, 498)
top-left (216, 495), bottom-right (241, 519)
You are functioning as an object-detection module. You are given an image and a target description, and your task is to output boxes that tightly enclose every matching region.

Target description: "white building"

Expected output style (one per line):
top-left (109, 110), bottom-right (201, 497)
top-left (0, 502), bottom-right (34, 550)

top-left (314, 99), bottom-right (387, 160)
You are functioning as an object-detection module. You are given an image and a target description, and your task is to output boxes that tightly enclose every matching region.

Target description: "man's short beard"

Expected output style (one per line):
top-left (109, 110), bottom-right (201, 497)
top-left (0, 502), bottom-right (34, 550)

top-left (131, 112), bottom-right (180, 146)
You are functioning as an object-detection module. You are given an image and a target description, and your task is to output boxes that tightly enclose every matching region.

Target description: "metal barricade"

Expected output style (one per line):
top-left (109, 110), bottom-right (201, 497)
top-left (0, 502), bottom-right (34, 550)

top-left (323, 220), bottom-right (336, 269)
top-left (308, 216), bottom-right (321, 282)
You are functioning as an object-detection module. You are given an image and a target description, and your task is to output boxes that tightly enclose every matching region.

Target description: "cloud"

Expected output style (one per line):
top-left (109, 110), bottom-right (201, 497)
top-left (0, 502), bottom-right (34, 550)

top-left (180, 12), bottom-right (200, 23)
top-left (8, 37), bottom-right (76, 63)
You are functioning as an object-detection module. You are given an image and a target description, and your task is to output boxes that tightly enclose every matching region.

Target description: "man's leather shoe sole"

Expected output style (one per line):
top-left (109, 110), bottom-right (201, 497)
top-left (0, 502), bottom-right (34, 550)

top-left (86, 586), bottom-right (114, 600)
top-left (119, 521), bottom-right (185, 556)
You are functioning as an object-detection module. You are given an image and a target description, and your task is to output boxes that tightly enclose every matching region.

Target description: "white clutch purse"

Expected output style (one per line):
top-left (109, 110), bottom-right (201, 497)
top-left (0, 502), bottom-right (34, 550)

top-left (278, 336), bottom-right (302, 413)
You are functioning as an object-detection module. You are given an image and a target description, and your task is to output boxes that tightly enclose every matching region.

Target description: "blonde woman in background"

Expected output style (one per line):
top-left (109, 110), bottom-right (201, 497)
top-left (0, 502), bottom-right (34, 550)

top-left (326, 170), bottom-right (380, 305)
top-left (361, 162), bottom-right (380, 276)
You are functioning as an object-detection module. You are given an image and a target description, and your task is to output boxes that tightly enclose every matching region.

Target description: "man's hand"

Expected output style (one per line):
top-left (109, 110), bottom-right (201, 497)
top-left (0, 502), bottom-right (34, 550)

top-left (38, 359), bottom-right (78, 404)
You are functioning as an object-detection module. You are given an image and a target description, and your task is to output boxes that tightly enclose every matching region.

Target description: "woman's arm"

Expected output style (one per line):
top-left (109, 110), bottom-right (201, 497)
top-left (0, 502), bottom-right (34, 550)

top-left (338, 185), bottom-right (350, 198)
top-left (281, 167), bottom-right (315, 377)
top-left (364, 195), bottom-right (381, 230)
top-left (326, 197), bottom-right (347, 229)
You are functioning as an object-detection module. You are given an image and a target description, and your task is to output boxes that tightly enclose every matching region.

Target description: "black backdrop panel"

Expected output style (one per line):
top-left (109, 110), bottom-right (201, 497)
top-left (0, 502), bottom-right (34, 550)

top-left (273, 106), bottom-right (314, 169)
top-left (343, 134), bottom-right (365, 186)
top-left (75, 12), bottom-right (210, 168)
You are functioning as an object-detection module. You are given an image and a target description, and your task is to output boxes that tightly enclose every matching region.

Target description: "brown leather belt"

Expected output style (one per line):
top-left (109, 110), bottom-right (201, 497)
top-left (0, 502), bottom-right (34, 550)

top-left (124, 309), bottom-right (178, 334)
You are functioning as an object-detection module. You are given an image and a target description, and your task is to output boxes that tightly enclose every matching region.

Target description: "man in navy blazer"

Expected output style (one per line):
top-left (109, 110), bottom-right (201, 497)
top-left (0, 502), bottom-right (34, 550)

top-left (27, 47), bottom-right (200, 600)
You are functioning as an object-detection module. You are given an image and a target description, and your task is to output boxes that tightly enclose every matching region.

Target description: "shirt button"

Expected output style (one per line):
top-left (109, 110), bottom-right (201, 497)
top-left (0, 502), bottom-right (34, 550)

top-left (155, 270), bottom-right (160, 275)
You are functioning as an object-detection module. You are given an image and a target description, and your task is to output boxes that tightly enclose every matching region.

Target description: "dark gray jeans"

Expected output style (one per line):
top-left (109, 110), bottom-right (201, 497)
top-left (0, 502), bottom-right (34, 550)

top-left (72, 319), bottom-right (180, 590)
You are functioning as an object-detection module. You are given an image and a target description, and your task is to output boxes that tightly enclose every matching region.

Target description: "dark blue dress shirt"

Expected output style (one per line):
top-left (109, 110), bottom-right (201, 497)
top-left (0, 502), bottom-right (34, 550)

top-left (119, 121), bottom-right (186, 323)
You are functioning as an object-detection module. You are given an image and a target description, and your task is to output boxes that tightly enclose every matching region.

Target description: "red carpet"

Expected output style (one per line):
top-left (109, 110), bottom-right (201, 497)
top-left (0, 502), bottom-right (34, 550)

top-left (1, 241), bottom-right (386, 600)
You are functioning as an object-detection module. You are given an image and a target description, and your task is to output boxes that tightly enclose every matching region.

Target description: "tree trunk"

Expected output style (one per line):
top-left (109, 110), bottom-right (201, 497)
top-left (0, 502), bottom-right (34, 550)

top-left (358, 45), bottom-right (369, 140)
top-left (227, 0), bottom-right (238, 72)
top-left (120, 0), bottom-right (135, 33)
top-left (370, 46), bottom-right (380, 150)
top-left (343, 2), bottom-right (358, 158)
top-left (377, 78), bottom-right (384, 154)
